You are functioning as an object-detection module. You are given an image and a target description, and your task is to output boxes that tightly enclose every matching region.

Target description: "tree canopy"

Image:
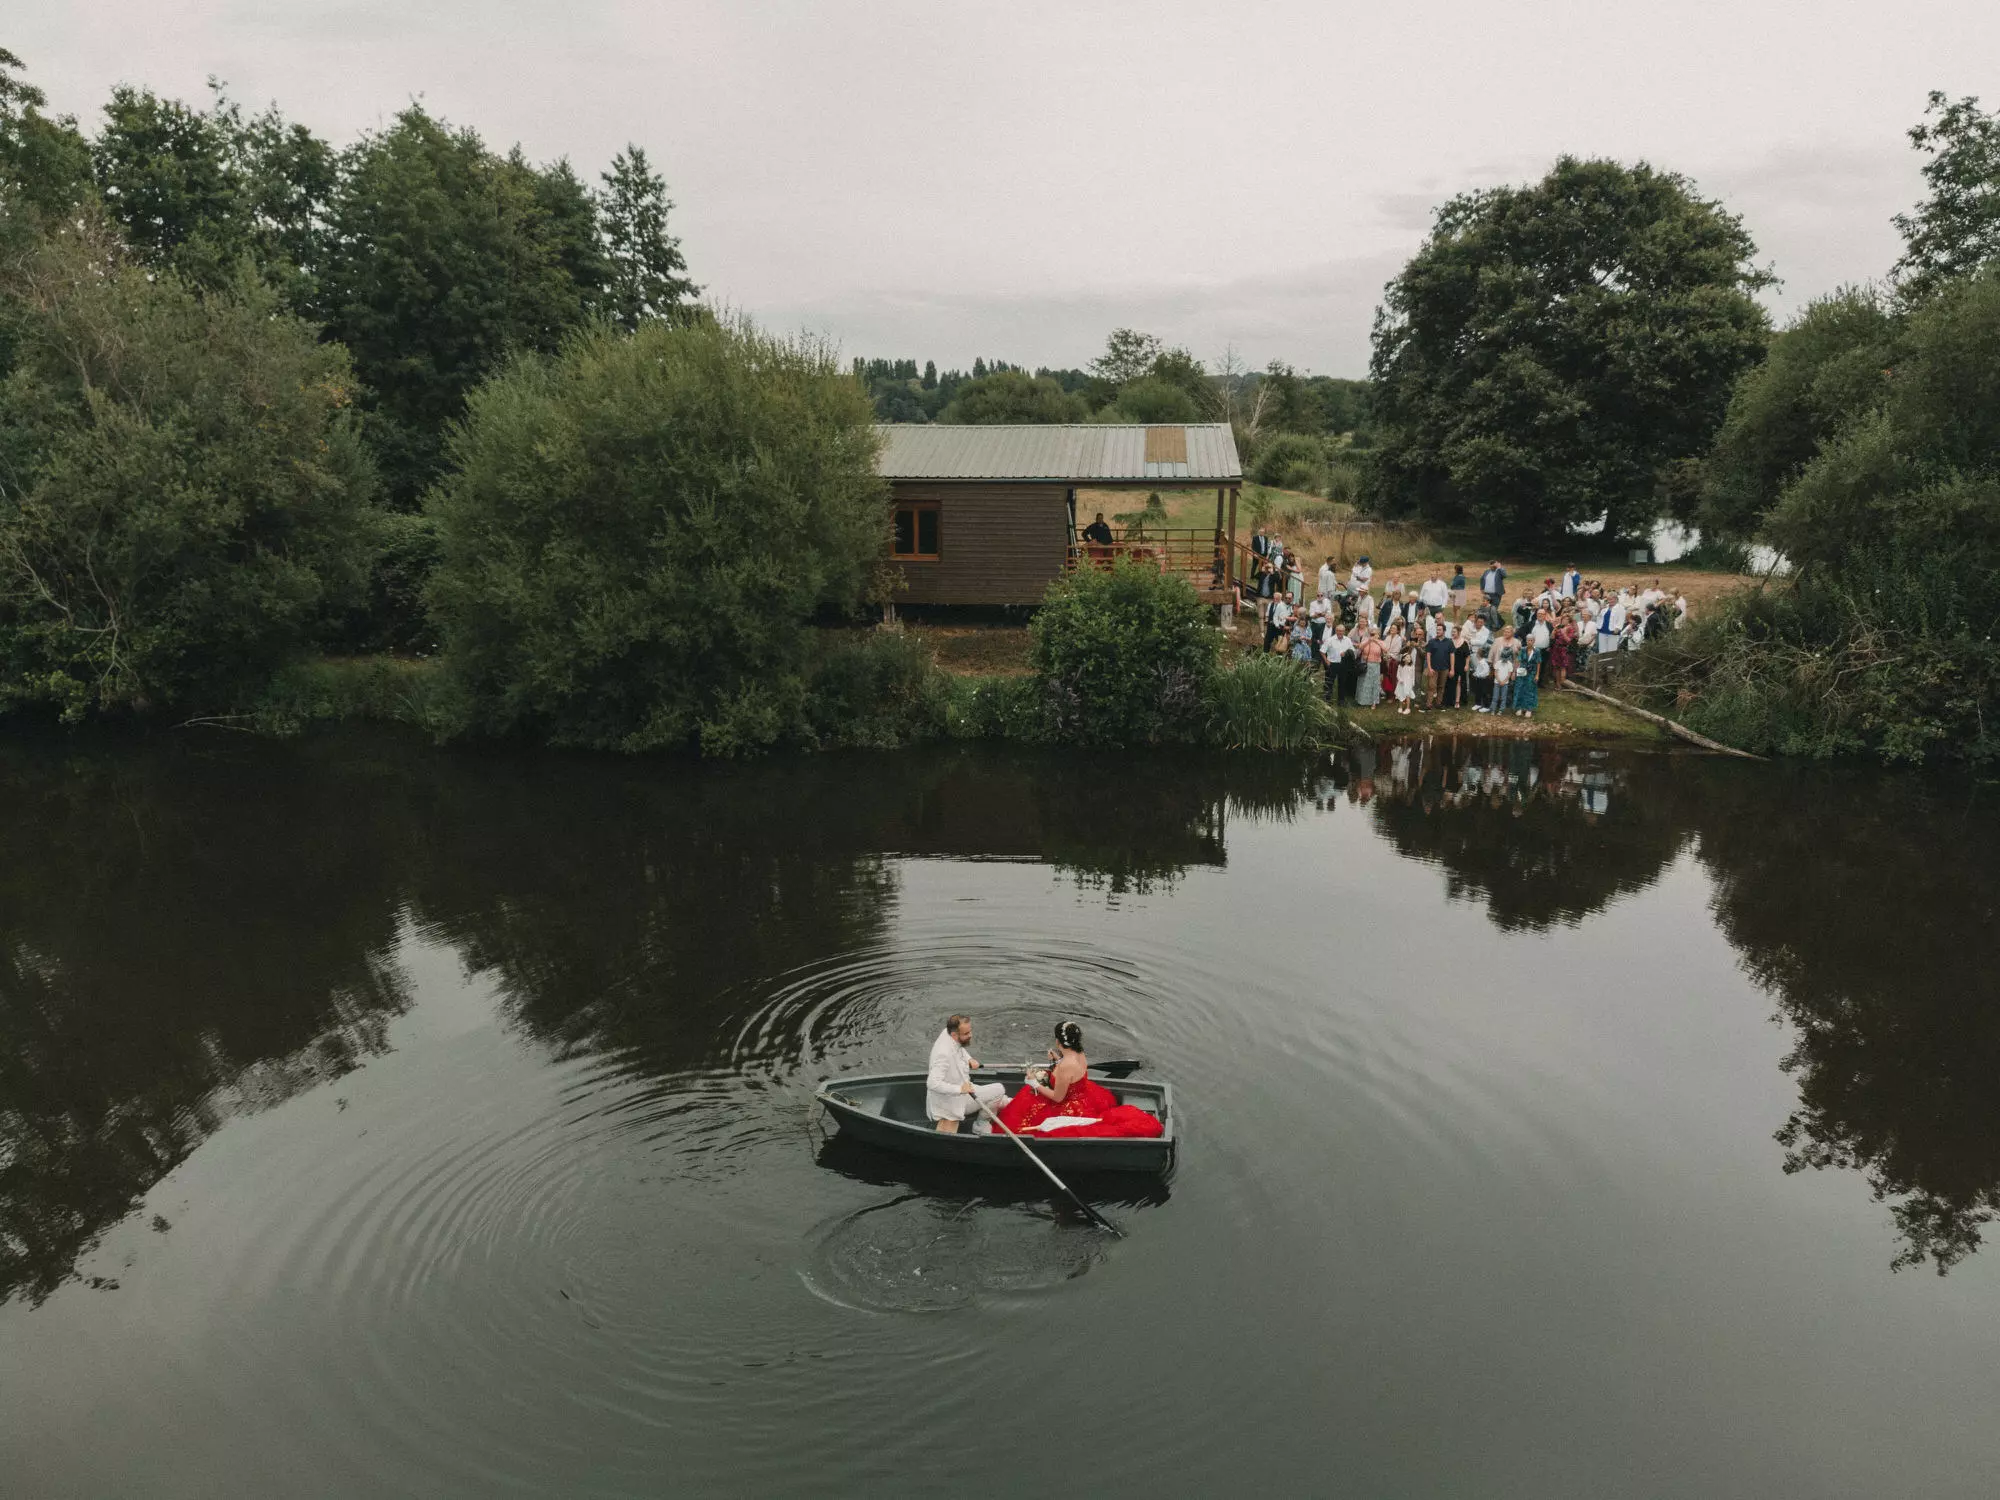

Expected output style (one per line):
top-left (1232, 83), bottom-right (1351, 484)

top-left (0, 215), bottom-right (375, 718)
top-left (1368, 156), bottom-right (1772, 541)
top-left (316, 108), bottom-right (610, 505)
top-left (1698, 287), bottom-right (1900, 541)
top-left (1893, 92), bottom-right (2000, 303)
top-left (935, 368), bottom-right (1086, 423)
top-left (425, 317), bottom-right (886, 752)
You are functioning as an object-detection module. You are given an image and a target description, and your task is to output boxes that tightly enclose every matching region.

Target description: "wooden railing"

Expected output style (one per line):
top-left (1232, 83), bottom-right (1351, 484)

top-left (1069, 527), bottom-right (1257, 595)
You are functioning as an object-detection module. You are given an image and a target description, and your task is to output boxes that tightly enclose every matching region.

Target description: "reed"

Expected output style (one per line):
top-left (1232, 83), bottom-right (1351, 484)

top-left (1205, 653), bottom-right (1339, 750)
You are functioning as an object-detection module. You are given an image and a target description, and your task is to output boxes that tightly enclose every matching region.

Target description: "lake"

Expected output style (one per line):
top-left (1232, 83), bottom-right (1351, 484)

top-left (2, 730), bottom-right (1997, 1497)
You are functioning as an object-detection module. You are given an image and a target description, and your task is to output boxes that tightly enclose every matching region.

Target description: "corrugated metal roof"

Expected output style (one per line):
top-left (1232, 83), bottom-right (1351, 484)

top-left (875, 424), bottom-right (1242, 483)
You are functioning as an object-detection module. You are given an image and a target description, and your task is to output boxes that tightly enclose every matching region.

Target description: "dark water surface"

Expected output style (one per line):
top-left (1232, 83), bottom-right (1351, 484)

top-left (3, 731), bottom-right (1999, 1497)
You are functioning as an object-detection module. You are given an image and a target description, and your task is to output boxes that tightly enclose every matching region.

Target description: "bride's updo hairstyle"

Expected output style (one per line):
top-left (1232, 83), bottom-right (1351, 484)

top-left (1054, 1020), bottom-right (1083, 1053)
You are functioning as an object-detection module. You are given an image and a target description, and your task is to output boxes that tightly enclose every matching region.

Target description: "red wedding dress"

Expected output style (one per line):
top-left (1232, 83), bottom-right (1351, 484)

top-left (992, 1071), bottom-right (1165, 1140)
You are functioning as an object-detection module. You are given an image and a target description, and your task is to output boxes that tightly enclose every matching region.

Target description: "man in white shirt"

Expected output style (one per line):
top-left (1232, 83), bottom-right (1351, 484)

top-left (1320, 621), bottom-right (1354, 701)
top-left (1418, 573), bottom-right (1448, 613)
top-left (1348, 554), bottom-right (1374, 603)
top-left (1266, 593), bottom-right (1294, 652)
top-left (926, 1014), bottom-right (1008, 1134)
top-left (1318, 557), bottom-right (1337, 600)
top-left (1560, 565), bottom-right (1580, 598)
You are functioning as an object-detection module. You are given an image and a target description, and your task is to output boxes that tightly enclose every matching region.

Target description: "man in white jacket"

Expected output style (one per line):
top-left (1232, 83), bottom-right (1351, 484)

top-left (927, 1014), bottom-right (1009, 1133)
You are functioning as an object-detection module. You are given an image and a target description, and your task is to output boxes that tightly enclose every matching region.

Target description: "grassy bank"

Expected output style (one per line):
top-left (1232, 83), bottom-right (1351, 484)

top-left (251, 642), bottom-right (1669, 752)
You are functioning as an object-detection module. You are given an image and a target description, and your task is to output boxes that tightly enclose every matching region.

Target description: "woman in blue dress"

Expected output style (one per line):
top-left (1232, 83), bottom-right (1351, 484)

top-left (1513, 643), bottom-right (1542, 718)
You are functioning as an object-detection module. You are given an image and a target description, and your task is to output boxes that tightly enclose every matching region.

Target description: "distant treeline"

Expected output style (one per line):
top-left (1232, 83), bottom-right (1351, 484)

top-left (853, 333), bottom-right (1376, 493)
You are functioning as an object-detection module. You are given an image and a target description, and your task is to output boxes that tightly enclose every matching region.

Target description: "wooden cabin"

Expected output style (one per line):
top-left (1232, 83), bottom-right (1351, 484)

top-left (876, 423), bottom-right (1244, 607)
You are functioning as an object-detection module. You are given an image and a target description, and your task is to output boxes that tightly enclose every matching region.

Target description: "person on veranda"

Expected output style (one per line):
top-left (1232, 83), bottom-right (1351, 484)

top-left (1081, 512), bottom-right (1115, 546)
top-left (926, 1013), bottom-right (1008, 1134)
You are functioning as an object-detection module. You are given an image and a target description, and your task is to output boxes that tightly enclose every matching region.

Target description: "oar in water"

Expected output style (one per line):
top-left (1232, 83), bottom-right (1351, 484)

top-left (973, 1093), bottom-right (1124, 1239)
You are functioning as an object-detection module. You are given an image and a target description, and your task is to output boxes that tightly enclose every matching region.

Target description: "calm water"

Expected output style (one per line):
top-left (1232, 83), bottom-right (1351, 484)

top-left (2, 731), bottom-right (1998, 1497)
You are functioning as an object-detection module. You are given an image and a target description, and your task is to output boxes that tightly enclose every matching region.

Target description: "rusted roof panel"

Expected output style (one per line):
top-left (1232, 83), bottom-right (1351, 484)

top-left (876, 423), bottom-right (1241, 483)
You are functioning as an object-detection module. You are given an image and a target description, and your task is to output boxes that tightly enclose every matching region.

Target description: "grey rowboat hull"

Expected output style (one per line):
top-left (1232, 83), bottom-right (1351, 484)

top-left (814, 1067), bottom-right (1176, 1176)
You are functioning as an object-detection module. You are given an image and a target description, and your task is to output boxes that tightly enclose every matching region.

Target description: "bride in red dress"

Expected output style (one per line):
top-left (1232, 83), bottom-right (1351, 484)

top-left (992, 1022), bottom-right (1163, 1139)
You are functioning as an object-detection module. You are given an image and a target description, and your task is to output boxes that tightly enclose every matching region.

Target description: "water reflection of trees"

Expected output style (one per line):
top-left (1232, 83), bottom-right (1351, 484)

top-left (0, 737), bottom-right (414, 1306)
top-left (1359, 736), bottom-right (1691, 931)
top-left (1688, 765), bottom-right (2000, 1273)
top-left (0, 741), bottom-right (1262, 1303)
top-left (1353, 736), bottom-right (2000, 1273)
top-left (7, 729), bottom-right (1999, 1294)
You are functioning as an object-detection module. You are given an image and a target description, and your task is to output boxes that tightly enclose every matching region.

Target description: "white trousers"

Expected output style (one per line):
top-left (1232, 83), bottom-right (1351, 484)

top-left (930, 1081), bottom-right (1008, 1122)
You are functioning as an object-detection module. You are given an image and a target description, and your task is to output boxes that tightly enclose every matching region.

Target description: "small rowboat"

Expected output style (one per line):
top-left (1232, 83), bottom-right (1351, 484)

top-left (814, 1066), bottom-right (1176, 1176)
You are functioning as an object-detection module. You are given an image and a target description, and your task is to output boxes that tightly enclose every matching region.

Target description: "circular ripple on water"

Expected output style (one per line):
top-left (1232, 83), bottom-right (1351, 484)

top-left (799, 1194), bottom-right (1105, 1314)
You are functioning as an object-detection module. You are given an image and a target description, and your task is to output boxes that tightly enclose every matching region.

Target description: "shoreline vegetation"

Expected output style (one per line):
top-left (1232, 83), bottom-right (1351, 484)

top-left (0, 52), bottom-right (1994, 768)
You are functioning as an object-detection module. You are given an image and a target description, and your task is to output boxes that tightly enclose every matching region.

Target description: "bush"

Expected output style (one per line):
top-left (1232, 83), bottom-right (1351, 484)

top-left (802, 630), bottom-right (953, 750)
top-left (336, 510), bottom-right (443, 654)
top-left (1252, 431), bottom-right (1325, 491)
top-left (1628, 267), bottom-right (2000, 766)
top-left (1099, 377), bottom-right (1202, 424)
top-left (0, 217), bottom-right (377, 720)
top-left (425, 315), bottom-right (886, 752)
top-left (941, 672), bottom-right (1048, 743)
top-left (1029, 560), bottom-right (1219, 746)
top-left (1206, 652), bottom-right (1337, 749)
top-left (251, 655), bottom-right (465, 739)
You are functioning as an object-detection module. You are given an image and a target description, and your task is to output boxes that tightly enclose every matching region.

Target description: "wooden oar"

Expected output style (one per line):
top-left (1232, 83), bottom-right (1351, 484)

top-left (998, 1059), bottom-right (1145, 1079)
top-left (972, 1093), bottom-right (1124, 1239)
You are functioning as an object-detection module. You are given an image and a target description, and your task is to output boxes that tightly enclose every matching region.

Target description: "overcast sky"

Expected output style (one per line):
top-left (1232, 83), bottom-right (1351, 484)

top-left (13, 2), bottom-right (1997, 375)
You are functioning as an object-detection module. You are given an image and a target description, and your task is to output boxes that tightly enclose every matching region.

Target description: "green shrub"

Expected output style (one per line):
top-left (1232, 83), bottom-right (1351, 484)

top-left (425, 315), bottom-right (886, 752)
top-left (1252, 432), bottom-right (1325, 491)
top-left (251, 655), bottom-right (464, 738)
top-left (1029, 560), bottom-right (1218, 746)
top-left (1205, 652), bottom-right (1337, 750)
top-left (942, 673), bottom-right (1048, 742)
top-left (802, 630), bottom-right (952, 749)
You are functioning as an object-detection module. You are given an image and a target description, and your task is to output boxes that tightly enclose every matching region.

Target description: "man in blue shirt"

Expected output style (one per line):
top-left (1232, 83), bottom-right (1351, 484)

top-left (1479, 561), bottom-right (1507, 610)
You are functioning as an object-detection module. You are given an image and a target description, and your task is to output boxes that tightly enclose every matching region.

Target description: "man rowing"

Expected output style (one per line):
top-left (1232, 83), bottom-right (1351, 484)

top-left (926, 1013), bottom-right (1009, 1134)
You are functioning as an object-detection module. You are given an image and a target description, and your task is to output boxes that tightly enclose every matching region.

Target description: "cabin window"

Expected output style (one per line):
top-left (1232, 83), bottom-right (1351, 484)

top-left (893, 503), bottom-right (940, 561)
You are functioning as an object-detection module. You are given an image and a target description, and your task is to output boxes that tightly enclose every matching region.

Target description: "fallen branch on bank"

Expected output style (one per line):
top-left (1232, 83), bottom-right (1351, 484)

top-left (1564, 683), bottom-right (1766, 760)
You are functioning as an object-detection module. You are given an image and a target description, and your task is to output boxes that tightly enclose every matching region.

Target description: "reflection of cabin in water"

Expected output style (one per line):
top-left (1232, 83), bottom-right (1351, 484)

top-left (875, 423), bottom-right (1245, 607)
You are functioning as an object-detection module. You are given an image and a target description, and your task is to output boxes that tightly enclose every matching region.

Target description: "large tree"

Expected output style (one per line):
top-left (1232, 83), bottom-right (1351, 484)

top-left (425, 316), bottom-right (885, 752)
top-left (935, 368), bottom-right (1086, 423)
top-left (1368, 157), bottom-right (1772, 541)
top-left (1698, 287), bottom-right (1900, 541)
top-left (598, 146), bottom-right (697, 330)
top-left (1893, 92), bottom-right (2000, 303)
top-left (0, 214), bottom-right (376, 718)
top-left (0, 48), bottom-right (91, 221)
top-left (316, 107), bottom-right (610, 505)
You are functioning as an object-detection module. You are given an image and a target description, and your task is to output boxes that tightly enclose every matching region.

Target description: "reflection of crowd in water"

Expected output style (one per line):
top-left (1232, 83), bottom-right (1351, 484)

top-left (1320, 737), bottom-right (1616, 818)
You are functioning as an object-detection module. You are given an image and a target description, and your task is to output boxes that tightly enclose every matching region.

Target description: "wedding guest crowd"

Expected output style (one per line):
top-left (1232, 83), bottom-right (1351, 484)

top-left (1253, 551), bottom-right (1687, 718)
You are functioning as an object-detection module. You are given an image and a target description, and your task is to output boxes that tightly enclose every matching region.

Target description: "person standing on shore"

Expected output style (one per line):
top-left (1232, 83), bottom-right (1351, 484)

top-left (1449, 620), bottom-right (1473, 707)
top-left (1394, 637), bottom-right (1418, 715)
top-left (1265, 591), bottom-right (1293, 653)
top-left (1489, 627), bottom-right (1518, 714)
top-left (1356, 630), bottom-right (1384, 707)
top-left (1514, 640), bottom-right (1542, 718)
top-left (1321, 621), bottom-right (1354, 702)
top-left (1425, 621), bottom-right (1454, 709)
